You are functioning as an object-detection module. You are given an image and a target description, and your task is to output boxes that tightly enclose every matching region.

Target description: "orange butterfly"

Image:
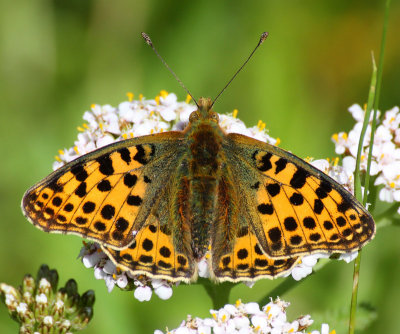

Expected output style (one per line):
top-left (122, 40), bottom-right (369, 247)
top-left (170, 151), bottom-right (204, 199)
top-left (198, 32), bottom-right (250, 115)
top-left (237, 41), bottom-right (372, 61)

top-left (22, 33), bottom-right (375, 283)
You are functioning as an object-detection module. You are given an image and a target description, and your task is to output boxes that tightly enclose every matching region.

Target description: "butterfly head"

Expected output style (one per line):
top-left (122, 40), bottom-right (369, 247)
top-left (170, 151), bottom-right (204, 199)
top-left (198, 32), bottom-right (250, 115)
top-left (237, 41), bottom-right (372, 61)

top-left (189, 97), bottom-right (219, 124)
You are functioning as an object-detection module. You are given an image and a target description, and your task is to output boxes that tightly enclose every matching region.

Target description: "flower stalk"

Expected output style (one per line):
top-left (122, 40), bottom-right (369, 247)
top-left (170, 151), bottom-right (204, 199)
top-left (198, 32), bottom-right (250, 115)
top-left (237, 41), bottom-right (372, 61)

top-left (349, 0), bottom-right (390, 331)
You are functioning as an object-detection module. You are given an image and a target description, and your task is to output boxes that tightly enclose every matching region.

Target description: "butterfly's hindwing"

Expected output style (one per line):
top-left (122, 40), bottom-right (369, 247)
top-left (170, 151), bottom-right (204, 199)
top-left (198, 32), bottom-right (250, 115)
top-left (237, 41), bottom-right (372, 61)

top-left (211, 177), bottom-right (300, 281)
top-left (103, 160), bottom-right (196, 281)
top-left (22, 132), bottom-right (185, 249)
top-left (102, 214), bottom-right (195, 282)
top-left (225, 133), bottom-right (375, 259)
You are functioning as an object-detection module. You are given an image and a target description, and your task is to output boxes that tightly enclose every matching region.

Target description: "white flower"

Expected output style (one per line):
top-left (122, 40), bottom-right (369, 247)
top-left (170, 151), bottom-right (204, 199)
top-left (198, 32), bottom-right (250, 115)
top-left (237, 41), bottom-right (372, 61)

top-left (152, 280), bottom-right (173, 300)
top-left (61, 320), bottom-right (71, 329)
top-left (382, 106), bottom-right (400, 130)
top-left (198, 258), bottom-right (210, 278)
top-left (134, 285), bottom-right (152, 302)
top-left (82, 250), bottom-right (105, 268)
top-left (35, 293), bottom-right (47, 305)
top-left (155, 299), bottom-right (324, 333)
top-left (320, 323), bottom-right (330, 334)
top-left (103, 260), bottom-right (117, 275)
top-left (54, 299), bottom-right (64, 311)
top-left (16, 302), bottom-right (28, 315)
top-left (39, 278), bottom-right (51, 289)
top-left (43, 315), bottom-right (53, 325)
top-left (290, 254), bottom-right (328, 281)
top-left (339, 251), bottom-right (359, 263)
top-left (104, 275), bottom-right (116, 293)
top-left (116, 274), bottom-right (128, 289)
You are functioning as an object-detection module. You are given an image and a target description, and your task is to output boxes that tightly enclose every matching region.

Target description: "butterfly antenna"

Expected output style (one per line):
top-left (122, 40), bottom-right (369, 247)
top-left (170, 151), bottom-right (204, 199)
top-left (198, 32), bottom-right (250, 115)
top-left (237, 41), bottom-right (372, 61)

top-left (211, 32), bottom-right (269, 108)
top-left (141, 32), bottom-right (199, 108)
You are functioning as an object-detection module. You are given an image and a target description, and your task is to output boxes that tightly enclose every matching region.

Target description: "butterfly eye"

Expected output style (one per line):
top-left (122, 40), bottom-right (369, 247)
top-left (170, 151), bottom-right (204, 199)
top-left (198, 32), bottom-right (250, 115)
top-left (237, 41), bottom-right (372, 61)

top-left (209, 112), bottom-right (219, 123)
top-left (189, 111), bottom-right (200, 122)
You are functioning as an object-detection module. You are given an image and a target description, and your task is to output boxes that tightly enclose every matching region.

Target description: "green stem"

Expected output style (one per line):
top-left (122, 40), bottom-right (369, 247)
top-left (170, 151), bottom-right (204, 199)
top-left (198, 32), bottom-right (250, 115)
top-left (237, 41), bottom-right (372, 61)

top-left (348, 1), bottom-right (390, 332)
top-left (349, 56), bottom-right (377, 334)
top-left (349, 252), bottom-right (362, 334)
top-left (200, 278), bottom-right (234, 309)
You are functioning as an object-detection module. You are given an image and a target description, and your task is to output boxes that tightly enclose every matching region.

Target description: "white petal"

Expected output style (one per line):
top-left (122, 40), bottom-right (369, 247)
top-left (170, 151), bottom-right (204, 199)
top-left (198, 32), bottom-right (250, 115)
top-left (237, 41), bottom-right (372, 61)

top-left (116, 275), bottom-right (128, 289)
top-left (154, 285), bottom-right (173, 300)
top-left (134, 286), bottom-right (152, 302)
top-left (244, 302), bottom-right (260, 314)
top-left (321, 323), bottom-right (330, 334)
top-left (103, 260), bottom-right (116, 274)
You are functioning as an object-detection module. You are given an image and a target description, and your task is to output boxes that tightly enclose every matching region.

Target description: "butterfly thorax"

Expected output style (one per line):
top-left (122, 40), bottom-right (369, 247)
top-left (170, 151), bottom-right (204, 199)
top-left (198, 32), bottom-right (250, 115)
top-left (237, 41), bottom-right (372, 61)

top-left (185, 98), bottom-right (224, 258)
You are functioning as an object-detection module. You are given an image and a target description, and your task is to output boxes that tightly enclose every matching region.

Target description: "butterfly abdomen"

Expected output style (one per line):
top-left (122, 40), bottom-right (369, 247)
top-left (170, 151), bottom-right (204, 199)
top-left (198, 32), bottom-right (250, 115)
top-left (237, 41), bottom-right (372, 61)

top-left (187, 122), bottom-right (224, 258)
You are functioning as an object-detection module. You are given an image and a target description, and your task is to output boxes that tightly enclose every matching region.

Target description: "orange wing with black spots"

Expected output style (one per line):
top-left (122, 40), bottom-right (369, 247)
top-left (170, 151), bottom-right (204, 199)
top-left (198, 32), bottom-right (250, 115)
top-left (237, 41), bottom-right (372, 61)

top-left (22, 132), bottom-right (185, 249)
top-left (102, 213), bottom-right (195, 282)
top-left (210, 176), bottom-right (300, 282)
top-left (224, 133), bottom-right (375, 259)
top-left (212, 224), bottom-right (300, 282)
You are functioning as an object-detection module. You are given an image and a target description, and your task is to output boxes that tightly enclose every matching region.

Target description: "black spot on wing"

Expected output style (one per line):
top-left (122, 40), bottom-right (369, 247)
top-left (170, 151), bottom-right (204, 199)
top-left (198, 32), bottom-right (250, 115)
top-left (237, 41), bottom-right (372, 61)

top-left (290, 168), bottom-right (309, 189)
top-left (118, 148), bottom-right (131, 164)
top-left (71, 165), bottom-right (88, 182)
top-left (96, 155), bottom-right (114, 175)
top-left (275, 158), bottom-right (288, 174)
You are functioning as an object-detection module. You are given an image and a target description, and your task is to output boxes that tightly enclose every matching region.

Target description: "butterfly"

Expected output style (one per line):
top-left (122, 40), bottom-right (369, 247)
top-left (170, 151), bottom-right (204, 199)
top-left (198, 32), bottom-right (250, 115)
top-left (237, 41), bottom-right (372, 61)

top-left (22, 32), bottom-right (375, 283)
top-left (21, 95), bottom-right (375, 283)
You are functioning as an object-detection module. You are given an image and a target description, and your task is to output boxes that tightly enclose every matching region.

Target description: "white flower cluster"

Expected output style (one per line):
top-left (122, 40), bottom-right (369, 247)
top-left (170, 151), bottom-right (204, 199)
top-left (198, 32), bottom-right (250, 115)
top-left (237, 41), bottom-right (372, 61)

top-left (332, 104), bottom-right (400, 213)
top-left (154, 299), bottom-right (333, 334)
top-left (0, 278), bottom-right (76, 334)
top-left (57, 91), bottom-right (356, 300)
top-left (79, 242), bottom-right (174, 301)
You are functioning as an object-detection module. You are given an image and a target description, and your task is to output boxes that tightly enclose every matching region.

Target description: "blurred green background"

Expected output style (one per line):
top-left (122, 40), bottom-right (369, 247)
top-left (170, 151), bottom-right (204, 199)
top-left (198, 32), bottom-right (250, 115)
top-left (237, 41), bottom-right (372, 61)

top-left (1, 0), bottom-right (399, 333)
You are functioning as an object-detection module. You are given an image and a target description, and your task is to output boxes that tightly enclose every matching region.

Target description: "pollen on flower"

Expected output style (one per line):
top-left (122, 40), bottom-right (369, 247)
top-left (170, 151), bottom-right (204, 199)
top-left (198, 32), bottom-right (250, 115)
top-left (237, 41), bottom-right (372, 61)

top-left (232, 109), bottom-right (238, 118)
top-left (390, 182), bottom-right (395, 188)
top-left (257, 120), bottom-right (266, 130)
top-left (90, 103), bottom-right (96, 109)
top-left (122, 133), bottom-right (128, 139)
top-left (155, 96), bottom-right (160, 105)
top-left (126, 92), bottom-right (134, 102)
top-left (160, 90), bottom-right (168, 98)
top-left (332, 133), bottom-right (339, 142)
top-left (73, 146), bottom-right (79, 155)
top-left (77, 126), bottom-right (85, 132)
top-left (58, 149), bottom-right (64, 156)
top-left (333, 157), bottom-right (339, 166)
top-left (55, 156), bottom-right (62, 162)
top-left (185, 94), bottom-right (192, 104)
top-left (139, 93), bottom-right (144, 101)
top-left (275, 137), bottom-right (281, 145)
top-left (83, 123), bottom-right (89, 129)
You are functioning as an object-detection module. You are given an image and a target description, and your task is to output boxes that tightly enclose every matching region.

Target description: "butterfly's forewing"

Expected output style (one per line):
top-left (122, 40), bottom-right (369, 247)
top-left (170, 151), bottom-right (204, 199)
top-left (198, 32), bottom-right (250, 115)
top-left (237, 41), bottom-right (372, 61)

top-left (224, 133), bottom-right (375, 259)
top-left (22, 132), bottom-right (185, 249)
top-left (211, 176), bottom-right (300, 282)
